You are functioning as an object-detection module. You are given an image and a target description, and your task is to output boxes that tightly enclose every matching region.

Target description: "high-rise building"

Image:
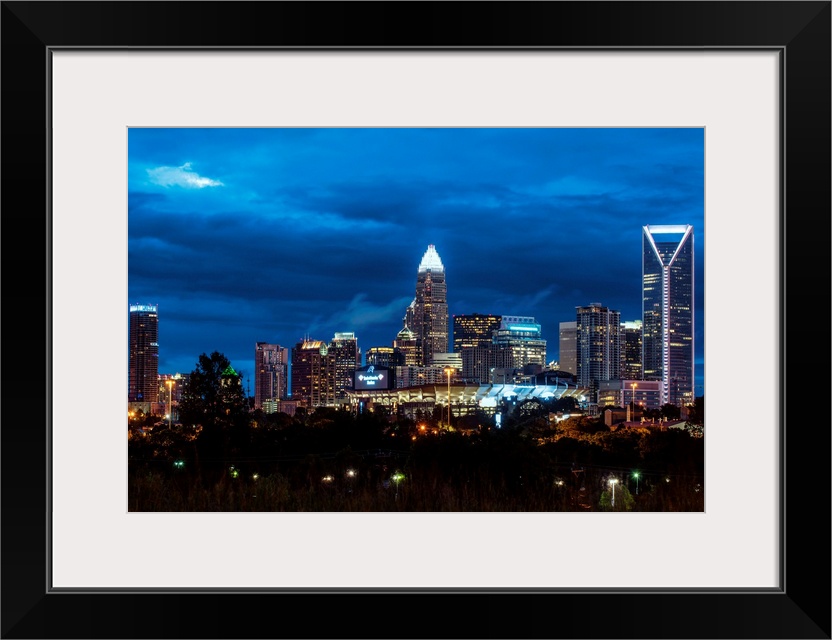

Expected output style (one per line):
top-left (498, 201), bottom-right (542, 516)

top-left (431, 352), bottom-right (463, 376)
top-left (395, 365), bottom-right (453, 388)
top-left (290, 340), bottom-right (335, 407)
top-left (393, 322), bottom-right (420, 366)
top-left (254, 342), bottom-right (289, 410)
top-left (365, 346), bottom-right (403, 368)
top-left (576, 303), bottom-right (621, 401)
top-left (453, 313), bottom-right (502, 383)
top-left (491, 316), bottom-right (547, 372)
top-left (410, 245), bottom-right (448, 366)
top-left (453, 313), bottom-right (502, 351)
top-left (329, 332), bottom-right (361, 400)
top-left (642, 225), bottom-right (695, 407)
top-left (620, 320), bottom-right (643, 381)
top-left (128, 304), bottom-right (159, 403)
top-left (558, 321), bottom-right (578, 376)
top-left (460, 347), bottom-right (494, 384)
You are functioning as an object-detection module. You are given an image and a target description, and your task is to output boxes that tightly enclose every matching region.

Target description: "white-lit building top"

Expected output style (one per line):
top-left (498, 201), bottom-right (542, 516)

top-left (498, 316), bottom-right (541, 333)
top-left (418, 244), bottom-right (445, 272)
top-left (129, 304), bottom-right (158, 313)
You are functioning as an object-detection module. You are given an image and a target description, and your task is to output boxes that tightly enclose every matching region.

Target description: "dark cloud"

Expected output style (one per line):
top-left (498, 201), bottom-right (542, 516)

top-left (129, 128), bottom-right (705, 391)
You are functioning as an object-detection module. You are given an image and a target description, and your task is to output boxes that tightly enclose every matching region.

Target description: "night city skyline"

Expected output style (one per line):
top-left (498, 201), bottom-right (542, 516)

top-left (128, 127), bottom-right (705, 395)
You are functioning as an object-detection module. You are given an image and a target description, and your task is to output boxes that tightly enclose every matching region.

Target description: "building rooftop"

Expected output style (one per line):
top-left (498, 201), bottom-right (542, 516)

top-left (417, 244), bottom-right (445, 272)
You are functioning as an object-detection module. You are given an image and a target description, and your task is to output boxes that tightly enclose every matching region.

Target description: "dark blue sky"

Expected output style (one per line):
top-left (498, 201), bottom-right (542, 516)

top-left (128, 128), bottom-right (705, 395)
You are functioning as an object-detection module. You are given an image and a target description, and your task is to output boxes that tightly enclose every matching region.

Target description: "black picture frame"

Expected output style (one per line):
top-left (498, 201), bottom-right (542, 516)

top-left (2, 2), bottom-right (829, 638)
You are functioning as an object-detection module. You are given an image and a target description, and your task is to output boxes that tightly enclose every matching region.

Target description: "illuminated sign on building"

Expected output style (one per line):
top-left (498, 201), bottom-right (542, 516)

top-left (129, 304), bottom-right (158, 313)
top-left (354, 364), bottom-right (394, 391)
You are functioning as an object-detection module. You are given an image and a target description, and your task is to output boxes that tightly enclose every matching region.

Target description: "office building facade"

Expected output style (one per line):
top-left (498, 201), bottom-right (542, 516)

top-left (576, 303), bottom-right (621, 401)
top-left (620, 320), bottom-right (643, 381)
top-left (365, 346), bottom-right (403, 368)
top-left (642, 225), bottom-right (695, 407)
top-left (330, 332), bottom-right (361, 400)
top-left (291, 340), bottom-right (335, 407)
top-left (409, 244), bottom-right (449, 366)
top-left (558, 321), bottom-right (578, 376)
top-left (453, 313), bottom-right (502, 351)
top-left (393, 323), bottom-right (420, 366)
top-left (491, 316), bottom-right (547, 372)
top-left (453, 313), bottom-right (501, 383)
top-left (254, 342), bottom-right (289, 410)
top-left (128, 304), bottom-right (159, 404)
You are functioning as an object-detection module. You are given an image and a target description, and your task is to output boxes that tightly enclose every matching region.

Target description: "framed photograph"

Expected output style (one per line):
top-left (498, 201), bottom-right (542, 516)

top-left (3, 2), bottom-right (829, 638)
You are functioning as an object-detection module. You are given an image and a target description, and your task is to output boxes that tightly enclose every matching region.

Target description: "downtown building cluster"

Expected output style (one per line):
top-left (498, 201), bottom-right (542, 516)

top-left (128, 225), bottom-right (695, 420)
top-left (558, 225), bottom-right (695, 410)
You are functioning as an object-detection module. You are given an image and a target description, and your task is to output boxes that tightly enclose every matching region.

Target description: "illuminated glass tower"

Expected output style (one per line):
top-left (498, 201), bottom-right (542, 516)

top-left (576, 303), bottom-right (621, 401)
top-left (329, 332), bottom-right (361, 400)
top-left (411, 245), bottom-right (448, 366)
top-left (642, 224), bottom-right (694, 407)
top-left (291, 340), bottom-right (335, 407)
top-left (128, 304), bottom-right (159, 403)
top-left (620, 320), bottom-right (643, 381)
top-left (453, 313), bottom-right (502, 351)
top-left (491, 316), bottom-right (547, 371)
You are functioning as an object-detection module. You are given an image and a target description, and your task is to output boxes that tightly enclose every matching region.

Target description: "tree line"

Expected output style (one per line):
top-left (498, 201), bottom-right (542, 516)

top-left (128, 351), bottom-right (704, 512)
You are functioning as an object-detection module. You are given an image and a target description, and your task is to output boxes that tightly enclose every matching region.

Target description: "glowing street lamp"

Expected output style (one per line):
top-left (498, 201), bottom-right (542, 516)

top-left (392, 471), bottom-right (405, 500)
top-left (632, 471), bottom-right (640, 495)
top-left (627, 382), bottom-right (638, 422)
top-left (608, 477), bottom-right (619, 509)
top-left (166, 379), bottom-right (175, 428)
top-left (444, 367), bottom-right (453, 428)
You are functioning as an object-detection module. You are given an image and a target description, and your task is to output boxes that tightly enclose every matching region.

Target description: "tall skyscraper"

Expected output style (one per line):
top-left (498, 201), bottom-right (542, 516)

top-left (410, 244), bottom-right (448, 366)
top-left (128, 304), bottom-right (159, 403)
top-left (365, 346), bottom-right (402, 368)
top-left (620, 320), bottom-right (643, 381)
top-left (393, 322), bottom-right (420, 366)
top-left (453, 313), bottom-right (502, 351)
top-left (642, 224), bottom-right (694, 407)
top-left (290, 340), bottom-right (335, 407)
top-left (454, 313), bottom-right (502, 383)
top-left (576, 303), bottom-right (621, 401)
top-left (558, 321), bottom-right (578, 376)
top-left (491, 316), bottom-right (547, 372)
top-left (254, 342), bottom-right (289, 410)
top-left (329, 332), bottom-right (361, 400)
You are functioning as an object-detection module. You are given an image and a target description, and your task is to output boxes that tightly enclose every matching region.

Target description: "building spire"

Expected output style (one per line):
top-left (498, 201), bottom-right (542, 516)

top-left (418, 244), bottom-right (445, 272)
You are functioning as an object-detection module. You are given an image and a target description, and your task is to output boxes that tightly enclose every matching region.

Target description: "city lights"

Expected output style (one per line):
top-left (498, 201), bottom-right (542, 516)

top-left (127, 128), bottom-right (705, 515)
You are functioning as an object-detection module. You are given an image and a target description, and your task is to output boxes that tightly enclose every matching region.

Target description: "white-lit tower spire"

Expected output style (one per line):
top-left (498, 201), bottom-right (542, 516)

top-left (411, 244), bottom-right (449, 366)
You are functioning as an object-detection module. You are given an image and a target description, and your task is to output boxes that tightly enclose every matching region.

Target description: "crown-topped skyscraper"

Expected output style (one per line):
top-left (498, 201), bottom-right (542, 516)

top-left (409, 244), bottom-right (449, 366)
top-left (642, 224), bottom-right (695, 408)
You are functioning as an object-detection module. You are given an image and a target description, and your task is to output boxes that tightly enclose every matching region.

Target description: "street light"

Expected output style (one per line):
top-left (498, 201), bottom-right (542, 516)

top-left (608, 477), bottom-right (619, 509)
top-left (392, 471), bottom-right (405, 500)
top-left (444, 367), bottom-right (453, 428)
top-left (632, 471), bottom-right (640, 495)
top-left (166, 379), bottom-right (175, 428)
top-left (628, 382), bottom-right (638, 422)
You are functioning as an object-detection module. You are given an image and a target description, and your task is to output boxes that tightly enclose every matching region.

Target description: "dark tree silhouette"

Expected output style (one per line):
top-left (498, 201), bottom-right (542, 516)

top-left (178, 351), bottom-right (248, 472)
top-left (659, 403), bottom-right (682, 420)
